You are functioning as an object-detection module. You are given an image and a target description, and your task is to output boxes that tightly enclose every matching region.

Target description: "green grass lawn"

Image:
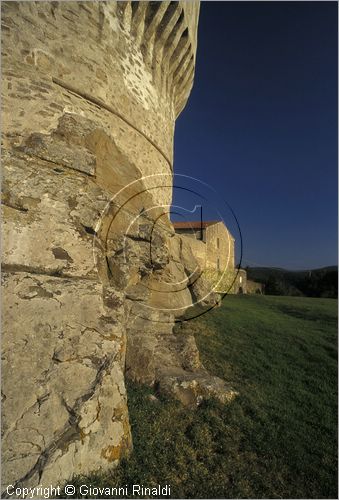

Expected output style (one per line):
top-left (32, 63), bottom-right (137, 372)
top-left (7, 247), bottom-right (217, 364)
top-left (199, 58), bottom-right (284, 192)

top-left (64, 295), bottom-right (338, 499)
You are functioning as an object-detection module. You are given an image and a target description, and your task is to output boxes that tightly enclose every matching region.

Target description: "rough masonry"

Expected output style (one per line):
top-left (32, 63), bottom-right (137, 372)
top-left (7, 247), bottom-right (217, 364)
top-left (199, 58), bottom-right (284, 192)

top-left (1, 1), bottom-right (236, 491)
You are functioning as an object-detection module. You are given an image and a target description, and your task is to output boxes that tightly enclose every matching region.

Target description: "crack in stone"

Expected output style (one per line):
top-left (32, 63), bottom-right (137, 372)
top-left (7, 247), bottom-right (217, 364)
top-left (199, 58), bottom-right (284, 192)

top-left (20, 151), bottom-right (96, 178)
top-left (1, 202), bottom-right (28, 213)
top-left (2, 399), bottom-right (39, 441)
top-left (1, 356), bottom-right (111, 497)
top-left (2, 265), bottom-right (97, 281)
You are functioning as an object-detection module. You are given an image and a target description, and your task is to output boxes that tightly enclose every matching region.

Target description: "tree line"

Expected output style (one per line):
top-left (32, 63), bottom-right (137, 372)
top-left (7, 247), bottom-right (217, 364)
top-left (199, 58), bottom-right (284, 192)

top-left (246, 266), bottom-right (338, 298)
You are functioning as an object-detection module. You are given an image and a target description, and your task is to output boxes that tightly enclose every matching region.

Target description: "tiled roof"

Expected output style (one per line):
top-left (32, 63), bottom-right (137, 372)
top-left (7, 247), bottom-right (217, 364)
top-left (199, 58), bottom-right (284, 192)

top-left (172, 220), bottom-right (219, 229)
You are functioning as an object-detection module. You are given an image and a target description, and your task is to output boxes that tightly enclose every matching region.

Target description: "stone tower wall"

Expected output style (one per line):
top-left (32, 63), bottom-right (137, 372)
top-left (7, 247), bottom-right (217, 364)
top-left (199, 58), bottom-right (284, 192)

top-left (2, 1), bottom-right (234, 492)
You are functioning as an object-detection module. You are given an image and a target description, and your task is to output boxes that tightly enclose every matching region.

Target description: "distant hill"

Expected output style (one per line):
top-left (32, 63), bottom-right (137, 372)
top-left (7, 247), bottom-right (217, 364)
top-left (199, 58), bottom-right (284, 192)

top-left (245, 266), bottom-right (338, 298)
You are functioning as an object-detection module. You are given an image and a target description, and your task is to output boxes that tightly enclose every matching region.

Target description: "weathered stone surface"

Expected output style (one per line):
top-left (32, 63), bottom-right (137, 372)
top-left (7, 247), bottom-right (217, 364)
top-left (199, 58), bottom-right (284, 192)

top-left (21, 131), bottom-right (96, 176)
top-left (124, 233), bottom-right (234, 407)
top-left (2, 272), bottom-right (130, 488)
top-left (157, 370), bottom-right (238, 408)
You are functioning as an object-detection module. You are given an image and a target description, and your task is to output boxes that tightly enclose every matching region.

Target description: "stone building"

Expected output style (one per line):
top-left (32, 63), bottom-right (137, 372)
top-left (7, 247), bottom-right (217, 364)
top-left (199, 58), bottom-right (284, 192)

top-left (173, 220), bottom-right (235, 272)
top-left (173, 219), bottom-right (242, 293)
top-left (173, 221), bottom-right (264, 295)
top-left (233, 268), bottom-right (248, 294)
top-left (1, 0), bottom-right (236, 492)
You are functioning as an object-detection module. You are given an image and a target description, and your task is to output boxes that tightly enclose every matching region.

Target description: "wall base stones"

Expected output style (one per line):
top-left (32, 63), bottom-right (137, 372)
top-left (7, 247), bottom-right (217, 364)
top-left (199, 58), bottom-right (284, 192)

top-left (122, 227), bottom-right (237, 408)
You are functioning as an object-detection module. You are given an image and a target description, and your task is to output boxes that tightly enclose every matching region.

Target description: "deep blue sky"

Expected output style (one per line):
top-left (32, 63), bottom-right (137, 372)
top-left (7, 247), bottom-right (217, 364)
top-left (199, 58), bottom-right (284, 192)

top-left (172, 1), bottom-right (338, 270)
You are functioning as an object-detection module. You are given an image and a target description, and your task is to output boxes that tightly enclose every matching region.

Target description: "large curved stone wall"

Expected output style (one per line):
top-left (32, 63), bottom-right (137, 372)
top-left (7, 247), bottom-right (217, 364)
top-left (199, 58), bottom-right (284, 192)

top-left (2, 1), bottom-right (234, 492)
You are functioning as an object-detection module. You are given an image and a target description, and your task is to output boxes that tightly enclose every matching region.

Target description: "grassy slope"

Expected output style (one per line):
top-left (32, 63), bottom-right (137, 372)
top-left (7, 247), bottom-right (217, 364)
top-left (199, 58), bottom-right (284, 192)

top-left (64, 296), bottom-right (337, 499)
top-left (193, 295), bottom-right (338, 498)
